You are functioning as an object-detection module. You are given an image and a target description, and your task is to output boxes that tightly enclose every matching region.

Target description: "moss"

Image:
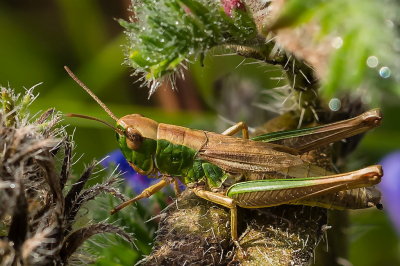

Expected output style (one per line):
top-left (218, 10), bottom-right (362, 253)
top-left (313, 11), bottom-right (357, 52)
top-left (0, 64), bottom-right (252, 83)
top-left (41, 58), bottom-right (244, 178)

top-left (144, 190), bottom-right (232, 265)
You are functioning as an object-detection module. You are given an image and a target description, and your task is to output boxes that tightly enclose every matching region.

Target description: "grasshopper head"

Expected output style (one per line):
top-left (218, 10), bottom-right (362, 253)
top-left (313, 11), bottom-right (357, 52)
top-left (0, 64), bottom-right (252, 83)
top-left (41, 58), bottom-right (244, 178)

top-left (116, 114), bottom-right (159, 175)
top-left (64, 66), bottom-right (159, 176)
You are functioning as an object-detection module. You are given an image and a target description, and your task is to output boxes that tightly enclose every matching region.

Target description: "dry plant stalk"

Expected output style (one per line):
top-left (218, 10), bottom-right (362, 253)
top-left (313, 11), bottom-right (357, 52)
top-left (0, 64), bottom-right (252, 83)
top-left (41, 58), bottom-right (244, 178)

top-left (0, 86), bottom-right (132, 265)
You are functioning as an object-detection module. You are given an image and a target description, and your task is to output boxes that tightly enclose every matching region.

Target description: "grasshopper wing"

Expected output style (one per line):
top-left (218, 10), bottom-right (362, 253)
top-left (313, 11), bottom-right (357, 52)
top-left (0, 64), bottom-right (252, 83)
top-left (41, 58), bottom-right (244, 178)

top-left (198, 132), bottom-right (303, 173)
top-left (251, 109), bottom-right (382, 153)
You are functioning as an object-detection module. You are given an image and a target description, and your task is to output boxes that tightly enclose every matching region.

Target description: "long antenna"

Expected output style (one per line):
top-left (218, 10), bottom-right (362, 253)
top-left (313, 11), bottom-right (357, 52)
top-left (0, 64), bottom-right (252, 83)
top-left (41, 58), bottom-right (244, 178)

top-left (64, 66), bottom-right (119, 121)
top-left (66, 113), bottom-right (124, 135)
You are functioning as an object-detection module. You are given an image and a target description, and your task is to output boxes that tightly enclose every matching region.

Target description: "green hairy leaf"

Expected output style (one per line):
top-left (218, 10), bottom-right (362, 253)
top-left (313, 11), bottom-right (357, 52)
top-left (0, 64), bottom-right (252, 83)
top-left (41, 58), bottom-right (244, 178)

top-left (122, 0), bottom-right (257, 95)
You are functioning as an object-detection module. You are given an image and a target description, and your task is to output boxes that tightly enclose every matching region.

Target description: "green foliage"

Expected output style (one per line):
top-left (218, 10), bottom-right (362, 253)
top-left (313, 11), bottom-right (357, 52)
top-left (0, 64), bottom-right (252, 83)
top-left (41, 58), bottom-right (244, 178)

top-left (87, 184), bottom-right (173, 265)
top-left (122, 0), bottom-right (257, 94)
top-left (1, 86), bottom-right (37, 127)
top-left (271, 0), bottom-right (400, 100)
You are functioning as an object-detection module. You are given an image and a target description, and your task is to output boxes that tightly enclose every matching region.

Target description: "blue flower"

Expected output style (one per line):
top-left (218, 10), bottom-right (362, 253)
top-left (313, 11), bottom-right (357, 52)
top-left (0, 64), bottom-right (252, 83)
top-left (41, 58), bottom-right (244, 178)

top-left (101, 149), bottom-right (154, 194)
top-left (101, 149), bottom-right (185, 195)
top-left (378, 150), bottom-right (400, 236)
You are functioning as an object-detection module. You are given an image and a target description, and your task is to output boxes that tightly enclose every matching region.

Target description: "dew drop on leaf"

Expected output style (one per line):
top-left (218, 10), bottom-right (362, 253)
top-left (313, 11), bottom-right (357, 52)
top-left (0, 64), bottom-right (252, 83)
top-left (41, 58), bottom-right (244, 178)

top-left (329, 98), bottom-right (341, 111)
top-left (379, 66), bottom-right (391, 78)
top-left (331, 37), bottom-right (343, 49)
top-left (367, 56), bottom-right (378, 68)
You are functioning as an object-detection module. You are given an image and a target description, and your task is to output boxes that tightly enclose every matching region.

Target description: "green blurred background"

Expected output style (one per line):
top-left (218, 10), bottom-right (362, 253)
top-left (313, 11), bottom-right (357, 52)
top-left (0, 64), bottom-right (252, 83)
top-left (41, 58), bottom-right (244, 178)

top-left (0, 0), bottom-right (399, 265)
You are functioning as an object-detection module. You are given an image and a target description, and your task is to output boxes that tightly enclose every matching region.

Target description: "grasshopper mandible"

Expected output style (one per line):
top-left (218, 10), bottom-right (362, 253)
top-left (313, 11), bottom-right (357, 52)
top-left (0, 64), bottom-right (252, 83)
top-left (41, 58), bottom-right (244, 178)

top-left (64, 66), bottom-right (383, 250)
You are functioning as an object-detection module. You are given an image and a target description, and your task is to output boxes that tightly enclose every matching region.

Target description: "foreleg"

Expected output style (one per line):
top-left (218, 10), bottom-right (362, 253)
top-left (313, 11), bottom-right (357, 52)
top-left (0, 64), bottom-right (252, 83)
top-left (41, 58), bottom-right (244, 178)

top-left (110, 177), bottom-right (171, 214)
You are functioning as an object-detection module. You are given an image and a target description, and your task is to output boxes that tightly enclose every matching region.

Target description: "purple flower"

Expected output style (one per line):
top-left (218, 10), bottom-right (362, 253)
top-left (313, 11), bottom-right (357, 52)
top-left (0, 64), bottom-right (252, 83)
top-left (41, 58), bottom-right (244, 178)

top-left (101, 149), bottom-right (185, 195)
top-left (101, 149), bottom-right (153, 194)
top-left (378, 151), bottom-right (400, 236)
top-left (221, 0), bottom-right (247, 18)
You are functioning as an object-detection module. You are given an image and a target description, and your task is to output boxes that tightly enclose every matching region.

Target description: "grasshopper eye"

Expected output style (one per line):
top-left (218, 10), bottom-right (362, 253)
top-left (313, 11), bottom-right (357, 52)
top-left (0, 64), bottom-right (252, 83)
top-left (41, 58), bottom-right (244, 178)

top-left (126, 127), bottom-right (143, 150)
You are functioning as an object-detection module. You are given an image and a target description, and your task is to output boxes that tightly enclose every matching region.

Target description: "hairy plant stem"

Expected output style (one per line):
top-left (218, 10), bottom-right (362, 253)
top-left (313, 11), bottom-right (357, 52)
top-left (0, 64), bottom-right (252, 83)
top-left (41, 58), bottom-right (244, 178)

top-left (228, 41), bottom-right (321, 124)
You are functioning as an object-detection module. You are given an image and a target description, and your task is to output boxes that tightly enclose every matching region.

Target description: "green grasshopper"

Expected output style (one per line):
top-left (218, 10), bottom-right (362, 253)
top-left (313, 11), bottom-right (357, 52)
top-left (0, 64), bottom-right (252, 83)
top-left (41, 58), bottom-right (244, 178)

top-left (64, 66), bottom-right (383, 250)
